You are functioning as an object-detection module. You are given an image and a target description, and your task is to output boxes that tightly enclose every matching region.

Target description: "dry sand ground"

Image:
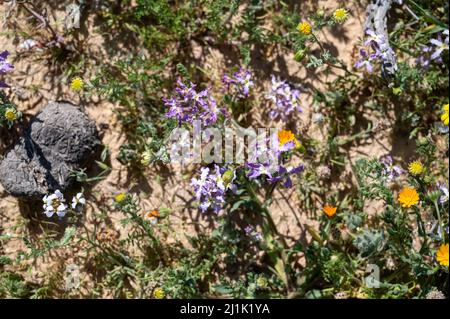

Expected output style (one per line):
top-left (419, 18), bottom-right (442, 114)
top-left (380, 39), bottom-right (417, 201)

top-left (0, 1), bottom-right (419, 296)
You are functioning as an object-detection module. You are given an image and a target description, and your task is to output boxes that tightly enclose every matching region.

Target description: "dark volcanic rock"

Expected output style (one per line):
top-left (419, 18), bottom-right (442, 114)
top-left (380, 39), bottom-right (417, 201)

top-left (0, 101), bottom-right (99, 199)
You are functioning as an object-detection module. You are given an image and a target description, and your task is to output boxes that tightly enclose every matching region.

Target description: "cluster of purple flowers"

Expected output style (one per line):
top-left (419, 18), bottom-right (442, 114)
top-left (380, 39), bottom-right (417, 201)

top-left (355, 29), bottom-right (396, 74)
top-left (417, 30), bottom-right (449, 69)
top-left (164, 79), bottom-right (226, 126)
top-left (266, 75), bottom-right (302, 122)
top-left (222, 68), bottom-right (254, 98)
top-left (246, 134), bottom-right (304, 188)
top-left (0, 50), bottom-right (13, 88)
top-left (191, 165), bottom-right (237, 213)
top-left (380, 155), bottom-right (403, 181)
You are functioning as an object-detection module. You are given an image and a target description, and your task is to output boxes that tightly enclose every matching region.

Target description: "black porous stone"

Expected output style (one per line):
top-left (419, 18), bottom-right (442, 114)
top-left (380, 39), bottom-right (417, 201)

top-left (0, 101), bottom-right (99, 199)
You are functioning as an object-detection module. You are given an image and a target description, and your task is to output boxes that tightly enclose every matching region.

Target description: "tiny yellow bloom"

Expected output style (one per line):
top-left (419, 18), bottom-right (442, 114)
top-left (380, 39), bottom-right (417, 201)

top-left (70, 77), bottom-right (84, 91)
top-left (323, 205), bottom-right (337, 217)
top-left (398, 187), bottom-right (420, 208)
top-left (333, 8), bottom-right (349, 23)
top-left (297, 22), bottom-right (312, 35)
top-left (441, 103), bottom-right (449, 126)
top-left (436, 243), bottom-right (449, 267)
top-left (153, 287), bottom-right (165, 299)
top-left (114, 192), bottom-right (126, 202)
top-left (256, 276), bottom-right (268, 288)
top-left (4, 108), bottom-right (17, 121)
top-left (140, 150), bottom-right (151, 166)
top-left (408, 161), bottom-right (423, 175)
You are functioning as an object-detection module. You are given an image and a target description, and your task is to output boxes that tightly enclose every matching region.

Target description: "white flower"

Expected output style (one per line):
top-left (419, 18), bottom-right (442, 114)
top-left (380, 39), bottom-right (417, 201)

top-left (71, 192), bottom-right (86, 210)
top-left (43, 190), bottom-right (67, 218)
top-left (18, 39), bottom-right (37, 50)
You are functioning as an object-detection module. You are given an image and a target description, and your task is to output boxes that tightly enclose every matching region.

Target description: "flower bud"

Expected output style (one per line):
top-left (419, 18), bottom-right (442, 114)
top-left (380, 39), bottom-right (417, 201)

top-left (294, 48), bottom-right (308, 62)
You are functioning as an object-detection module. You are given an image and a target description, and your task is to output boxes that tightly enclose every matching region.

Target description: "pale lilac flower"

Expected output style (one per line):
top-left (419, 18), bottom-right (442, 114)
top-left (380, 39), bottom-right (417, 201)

top-left (71, 192), bottom-right (86, 211)
top-left (266, 75), bottom-right (302, 122)
top-left (244, 225), bottom-right (263, 241)
top-left (43, 190), bottom-right (68, 218)
top-left (222, 68), bottom-right (254, 97)
top-left (355, 49), bottom-right (375, 73)
top-left (380, 155), bottom-right (403, 181)
top-left (364, 29), bottom-right (386, 47)
top-left (0, 51), bottom-right (13, 74)
top-left (430, 30), bottom-right (449, 61)
top-left (416, 45), bottom-right (434, 69)
top-left (438, 184), bottom-right (449, 204)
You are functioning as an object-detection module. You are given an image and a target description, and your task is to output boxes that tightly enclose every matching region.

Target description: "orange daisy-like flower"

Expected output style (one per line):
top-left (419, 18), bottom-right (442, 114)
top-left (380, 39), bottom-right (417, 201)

top-left (144, 210), bottom-right (160, 220)
top-left (323, 205), bottom-right (337, 217)
top-left (436, 243), bottom-right (449, 267)
top-left (398, 187), bottom-right (420, 208)
top-left (278, 130), bottom-right (301, 148)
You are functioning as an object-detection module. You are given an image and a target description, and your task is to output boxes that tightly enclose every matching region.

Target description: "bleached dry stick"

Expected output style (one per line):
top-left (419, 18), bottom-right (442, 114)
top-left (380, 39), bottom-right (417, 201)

top-left (365, 0), bottom-right (403, 77)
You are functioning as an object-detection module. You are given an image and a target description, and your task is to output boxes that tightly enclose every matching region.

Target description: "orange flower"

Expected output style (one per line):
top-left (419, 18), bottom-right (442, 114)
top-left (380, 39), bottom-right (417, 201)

top-left (144, 210), bottom-right (160, 220)
top-left (436, 243), bottom-right (449, 267)
top-left (398, 187), bottom-right (420, 208)
top-left (278, 130), bottom-right (301, 149)
top-left (323, 205), bottom-right (337, 217)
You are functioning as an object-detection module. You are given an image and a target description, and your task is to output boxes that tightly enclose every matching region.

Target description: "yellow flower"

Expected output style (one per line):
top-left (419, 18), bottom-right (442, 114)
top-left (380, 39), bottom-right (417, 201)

top-left (278, 129), bottom-right (301, 149)
top-left (153, 287), bottom-right (165, 299)
top-left (436, 243), bottom-right (449, 267)
top-left (333, 8), bottom-right (349, 23)
top-left (114, 192), bottom-right (126, 202)
top-left (323, 205), bottom-right (337, 217)
top-left (297, 22), bottom-right (312, 35)
top-left (441, 103), bottom-right (449, 126)
top-left (4, 108), bottom-right (17, 121)
top-left (408, 161), bottom-right (423, 175)
top-left (398, 187), bottom-right (420, 208)
top-left (70, 77), bottom-right (84, 91)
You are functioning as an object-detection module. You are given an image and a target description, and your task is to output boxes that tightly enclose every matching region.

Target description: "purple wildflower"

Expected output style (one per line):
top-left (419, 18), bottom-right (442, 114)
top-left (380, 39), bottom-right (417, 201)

top-left (438, 183), bottom-right (449, 205)
top-left (246, 133), bottom-right (304, 188)
top-left (0, 50), bottom-right (13, 88)
top-left (222, 68), bottom-right (254, 98)
top-left (430, 30), bottom-right (449, 61)
top-left (163, 79), bottom-right (226, 126)
top-left (266, 75), bottom-right (302, 122)
top-left (416, 45), bottom-right (434, 69)
top-left (380, 155), bottom-right (403, 181)
top-left (244, 225), bottom-right (263, 241)
top-left (268, 165), bottom-right (304, 188)
top-left (191, 165), bottom-right (236, 214)
top-left (364, 29), bottom-right (386, 47)
top-left (355, 49), bottom-right (375, 73)
top-left (356, 29), bottom-right (397, 75)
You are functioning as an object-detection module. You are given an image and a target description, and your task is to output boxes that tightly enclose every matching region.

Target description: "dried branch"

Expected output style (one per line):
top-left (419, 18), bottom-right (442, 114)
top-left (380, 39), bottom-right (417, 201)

top-left (365, 0), bottom-right (403, 77)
